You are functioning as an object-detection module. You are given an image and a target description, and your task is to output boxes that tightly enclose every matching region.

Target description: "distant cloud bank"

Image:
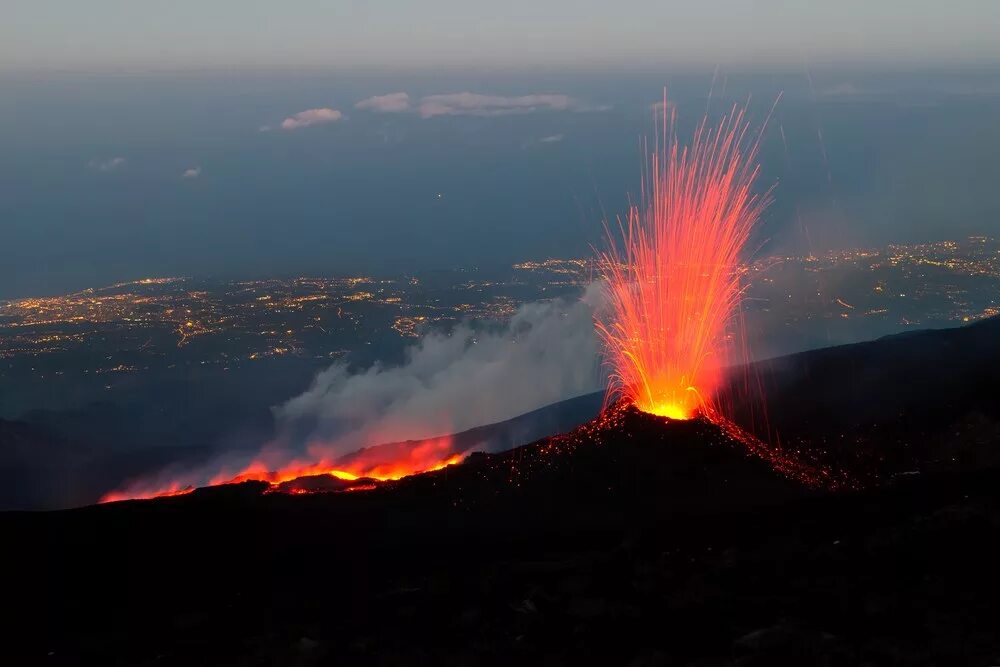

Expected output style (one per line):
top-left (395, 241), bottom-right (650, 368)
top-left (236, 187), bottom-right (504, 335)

top-left (260, 92), bottom-right (602, 133)
top-left (355, 92), bottom-right (412, 113)
top-left (418, 93), bottom-right (578, 117)
top-left (268, 107), bottom-right (344, 131)
top-left (539, 134), bottom-right (565, 143)
top-left (88, 156), bottom-right (126, 172)
top-left (354, 92), bottom-right (600, 118)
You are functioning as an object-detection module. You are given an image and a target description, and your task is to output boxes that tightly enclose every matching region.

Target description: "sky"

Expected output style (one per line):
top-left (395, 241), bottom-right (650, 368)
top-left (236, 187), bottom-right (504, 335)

top-left (4, 1), bottom-right (1000, 71)
top-left (2, 4), bottom-right (1000, 299)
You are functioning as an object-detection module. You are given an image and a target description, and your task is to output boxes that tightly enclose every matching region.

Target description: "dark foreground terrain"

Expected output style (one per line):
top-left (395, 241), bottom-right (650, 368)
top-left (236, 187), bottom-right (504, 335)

top-left (6, 317), bottom-right (1000, 666)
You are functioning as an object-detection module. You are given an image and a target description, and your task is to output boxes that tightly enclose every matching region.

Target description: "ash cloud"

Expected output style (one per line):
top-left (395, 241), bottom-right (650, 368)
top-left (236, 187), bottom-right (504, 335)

top-left (275, 284), bottom-right (605, 459)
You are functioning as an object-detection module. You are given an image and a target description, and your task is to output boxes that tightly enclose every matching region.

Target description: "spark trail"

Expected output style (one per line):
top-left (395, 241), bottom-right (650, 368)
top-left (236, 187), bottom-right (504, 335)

top-left (596, 95), bottom-right (771, 420)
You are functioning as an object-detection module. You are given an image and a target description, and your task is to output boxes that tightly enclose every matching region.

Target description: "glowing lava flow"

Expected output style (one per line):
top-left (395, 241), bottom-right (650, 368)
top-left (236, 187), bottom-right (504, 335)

top-left (99, 436), bottom-right (464, 503)
top-left (596, 97), bottom-right (771, 420)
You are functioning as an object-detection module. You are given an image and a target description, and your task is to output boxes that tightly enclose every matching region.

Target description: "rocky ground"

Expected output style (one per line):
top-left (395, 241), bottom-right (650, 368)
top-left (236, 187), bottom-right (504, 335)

top-left (6, 317), bottom-right (1000, 666)
top-left (5, 405), bottom-right (1000, 666)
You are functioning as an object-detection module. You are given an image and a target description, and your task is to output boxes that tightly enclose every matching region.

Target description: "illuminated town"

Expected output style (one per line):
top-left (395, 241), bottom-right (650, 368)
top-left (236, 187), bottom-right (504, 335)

top-left (1, 237), bottom-right (998, 413)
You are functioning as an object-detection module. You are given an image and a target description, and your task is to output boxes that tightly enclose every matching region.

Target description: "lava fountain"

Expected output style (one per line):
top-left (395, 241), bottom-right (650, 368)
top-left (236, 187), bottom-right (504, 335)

top-left (596, 97), bottom-right (771, 420)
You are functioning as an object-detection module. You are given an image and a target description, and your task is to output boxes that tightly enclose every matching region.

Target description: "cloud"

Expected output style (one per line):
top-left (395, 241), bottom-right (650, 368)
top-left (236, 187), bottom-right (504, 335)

top-left (352, 92), bottom-right (604, 119)
top-left (355, 92), bottom-right (411, 113)
top-left (88, 157), bottom-right (126, 172)
top-left (416, 93), bottom-right (580, 118)
top-left (181, 166), bottom-right (201, 179)
top-left (275, 285), bottom-right (605, 458)
top-left (278, 108), bottom-right (344, 131)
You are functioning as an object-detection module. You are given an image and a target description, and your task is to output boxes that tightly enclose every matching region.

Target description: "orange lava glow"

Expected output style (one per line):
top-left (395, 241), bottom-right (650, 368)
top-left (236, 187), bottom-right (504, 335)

top-left (596, 96), bottom-right (770, 420)
top-left (100, 484), bottom-right (195, 503)
top-left (99, 436), bottom-right (464, 503)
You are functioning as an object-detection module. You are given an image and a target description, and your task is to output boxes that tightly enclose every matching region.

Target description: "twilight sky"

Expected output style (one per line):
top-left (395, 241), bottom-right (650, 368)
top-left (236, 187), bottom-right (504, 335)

top-left (2, 3), bottom-right (1000, 300)
top-left (4, 1), bottom-right (1000, 70)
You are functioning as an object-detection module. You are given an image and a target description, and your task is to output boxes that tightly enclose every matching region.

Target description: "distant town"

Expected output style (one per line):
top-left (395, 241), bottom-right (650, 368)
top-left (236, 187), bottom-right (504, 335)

top-left (1, 237), bottom-right (998, 393)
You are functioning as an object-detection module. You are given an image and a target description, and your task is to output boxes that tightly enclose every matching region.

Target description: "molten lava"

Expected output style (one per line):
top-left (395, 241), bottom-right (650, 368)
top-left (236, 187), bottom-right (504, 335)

top-left (597, 97), bottom-right (770, 420)
top-left (99, 435), bottom-right (464, 503)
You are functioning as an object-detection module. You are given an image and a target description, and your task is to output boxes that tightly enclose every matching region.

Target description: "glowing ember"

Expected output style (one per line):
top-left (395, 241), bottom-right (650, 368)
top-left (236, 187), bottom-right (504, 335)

top-left (596, 95), bottom-right (771, 420)
top-left (99, 436), bottom-right (464, 503)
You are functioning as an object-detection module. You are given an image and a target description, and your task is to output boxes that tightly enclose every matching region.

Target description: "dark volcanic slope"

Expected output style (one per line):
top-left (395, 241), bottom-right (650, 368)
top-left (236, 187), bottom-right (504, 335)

top-left (7, 408), bottom-right (811, 665)
top-left (7, 402), bottom-right (1000, 666)
top-left (6, 319), bottom-right (1000, 666)
top-left (332, 390), bottom-right (604, 473)
top-left (726, 315), bottom-right (1000, 480)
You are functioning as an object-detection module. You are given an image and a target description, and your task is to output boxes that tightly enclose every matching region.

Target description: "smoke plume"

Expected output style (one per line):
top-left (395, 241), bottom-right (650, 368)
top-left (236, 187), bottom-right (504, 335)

top-left (276, 284), bottom-right (604, 460)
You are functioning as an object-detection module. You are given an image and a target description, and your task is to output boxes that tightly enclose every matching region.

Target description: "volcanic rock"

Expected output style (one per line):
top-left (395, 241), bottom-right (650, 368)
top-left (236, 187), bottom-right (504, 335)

top-left (7, 318), bottom-right (1000, 665)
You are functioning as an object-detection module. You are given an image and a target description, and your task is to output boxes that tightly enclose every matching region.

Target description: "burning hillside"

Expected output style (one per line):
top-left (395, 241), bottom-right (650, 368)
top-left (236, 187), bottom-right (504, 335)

top-left (99, 398), bottom-right (856, 506)
top-left (99, 434), bottom-right (466, 502)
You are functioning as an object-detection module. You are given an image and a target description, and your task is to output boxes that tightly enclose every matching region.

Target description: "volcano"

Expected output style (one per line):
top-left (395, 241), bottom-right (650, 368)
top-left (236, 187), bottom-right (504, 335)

top-left (7, 318), bottom-right (1000, 666)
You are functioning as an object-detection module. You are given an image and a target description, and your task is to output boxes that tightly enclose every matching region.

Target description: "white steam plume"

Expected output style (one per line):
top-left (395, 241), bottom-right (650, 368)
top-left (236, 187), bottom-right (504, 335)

top-left (277, 284), bottom-right (604, 459)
